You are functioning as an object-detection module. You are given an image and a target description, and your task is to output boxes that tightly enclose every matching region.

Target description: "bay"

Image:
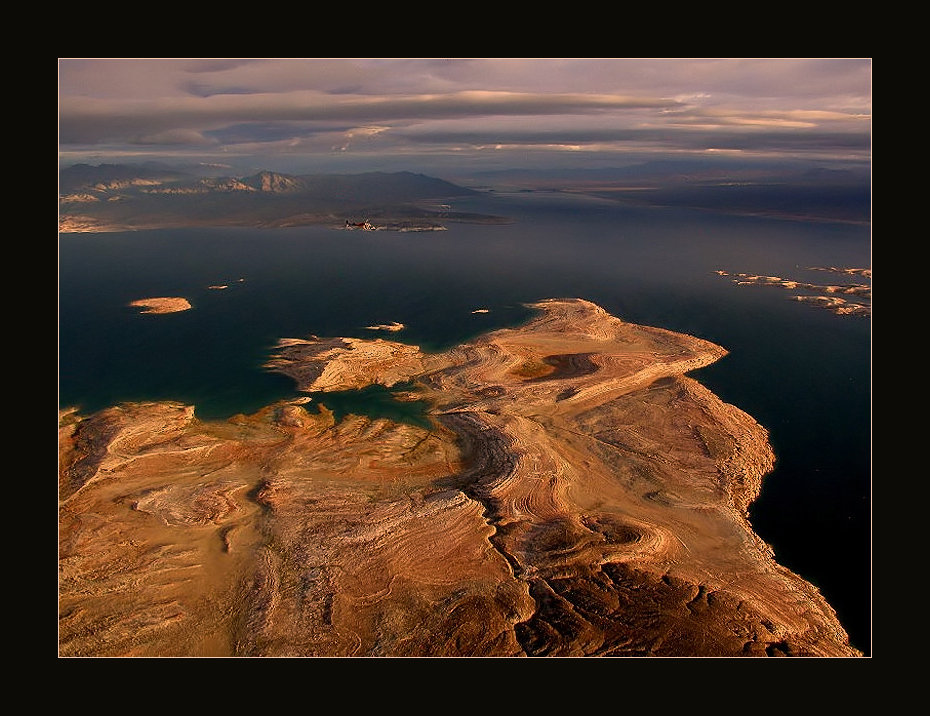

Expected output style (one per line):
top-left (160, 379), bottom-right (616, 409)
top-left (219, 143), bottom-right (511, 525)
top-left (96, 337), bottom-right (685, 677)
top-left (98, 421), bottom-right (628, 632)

top-left (58, 190), bottom-right (871, 654)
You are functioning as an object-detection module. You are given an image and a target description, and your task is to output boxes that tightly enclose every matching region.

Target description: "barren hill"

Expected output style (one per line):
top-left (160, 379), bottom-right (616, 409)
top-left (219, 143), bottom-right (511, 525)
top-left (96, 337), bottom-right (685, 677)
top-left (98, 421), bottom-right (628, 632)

top-left (59, 165), bottom-right (503, 233)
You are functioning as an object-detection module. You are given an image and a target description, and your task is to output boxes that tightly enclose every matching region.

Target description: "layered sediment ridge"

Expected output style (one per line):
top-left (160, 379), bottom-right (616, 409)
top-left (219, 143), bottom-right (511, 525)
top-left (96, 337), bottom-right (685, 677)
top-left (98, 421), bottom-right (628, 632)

top-left (58, 298), bottom-right (860, 657)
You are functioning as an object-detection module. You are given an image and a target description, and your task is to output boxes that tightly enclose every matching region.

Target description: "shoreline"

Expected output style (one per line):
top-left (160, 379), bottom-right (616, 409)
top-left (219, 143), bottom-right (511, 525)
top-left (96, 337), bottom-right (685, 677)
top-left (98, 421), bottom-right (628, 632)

top-left (59, 298), bottom-right (860, 657)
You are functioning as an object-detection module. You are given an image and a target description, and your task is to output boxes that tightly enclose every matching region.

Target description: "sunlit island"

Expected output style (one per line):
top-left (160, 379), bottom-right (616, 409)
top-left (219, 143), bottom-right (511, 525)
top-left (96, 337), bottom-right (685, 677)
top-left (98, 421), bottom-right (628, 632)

top-left (129, 281), bottom-right (246, 314)
top-left (127, 297), bottom-right (192, 314)
top-left (716, 266), bottom-right (871, 316)
top-left (59, 298), bottom-right (860, 657)
top-left (365, 321), bottom-right (405, 332)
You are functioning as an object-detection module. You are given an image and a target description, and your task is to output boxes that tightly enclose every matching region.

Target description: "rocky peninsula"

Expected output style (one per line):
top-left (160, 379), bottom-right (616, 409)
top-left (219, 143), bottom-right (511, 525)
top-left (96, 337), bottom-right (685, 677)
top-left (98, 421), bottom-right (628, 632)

top-left (58, 298), bottom-right (860, 657)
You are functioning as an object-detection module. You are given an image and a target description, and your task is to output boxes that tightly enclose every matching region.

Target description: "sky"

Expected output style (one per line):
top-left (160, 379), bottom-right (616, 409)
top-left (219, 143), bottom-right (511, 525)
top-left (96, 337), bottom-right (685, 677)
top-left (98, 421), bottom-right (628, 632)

top-left (58, 58), bottom-right (872, 178)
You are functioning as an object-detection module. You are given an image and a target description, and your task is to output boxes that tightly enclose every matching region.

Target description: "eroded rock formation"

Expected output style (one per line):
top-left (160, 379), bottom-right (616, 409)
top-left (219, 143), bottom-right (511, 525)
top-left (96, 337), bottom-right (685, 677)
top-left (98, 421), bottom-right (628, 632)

top-left (58, 298), bottom-right (860, 657)
top-left (715, 267), bottom-right (871, 317)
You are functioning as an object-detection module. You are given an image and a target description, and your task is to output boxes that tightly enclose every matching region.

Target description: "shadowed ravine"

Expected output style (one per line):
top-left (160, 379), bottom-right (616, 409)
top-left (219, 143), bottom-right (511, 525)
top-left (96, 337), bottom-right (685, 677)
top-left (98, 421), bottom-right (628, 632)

top-left (58, 298), bottom-right (860, 657)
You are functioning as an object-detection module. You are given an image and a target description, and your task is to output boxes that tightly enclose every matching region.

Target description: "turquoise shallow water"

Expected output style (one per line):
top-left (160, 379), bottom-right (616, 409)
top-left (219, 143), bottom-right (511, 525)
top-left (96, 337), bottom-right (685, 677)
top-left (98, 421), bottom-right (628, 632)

top-left (58, 191), bottom-right (871, 653)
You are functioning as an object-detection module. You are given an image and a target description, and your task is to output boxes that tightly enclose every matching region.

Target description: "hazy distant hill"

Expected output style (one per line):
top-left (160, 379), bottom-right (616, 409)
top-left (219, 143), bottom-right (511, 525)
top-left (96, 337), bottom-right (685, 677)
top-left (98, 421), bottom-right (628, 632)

top-left (59, 163), bottom-right (193, 194)
top-left (473, 159), bottom-right (871, 224)
top-left (59, 166), bottom-right (500, 232)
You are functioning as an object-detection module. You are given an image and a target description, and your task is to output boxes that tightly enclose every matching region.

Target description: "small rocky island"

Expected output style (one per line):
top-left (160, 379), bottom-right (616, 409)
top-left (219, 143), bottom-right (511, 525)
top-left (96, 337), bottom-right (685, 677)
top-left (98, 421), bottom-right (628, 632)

top-left (716, 267), bottom-right (871, 317)
top-left (58, 298), bottom-right (860, 657)
top-left (128, 297), bottom-right (192, 314)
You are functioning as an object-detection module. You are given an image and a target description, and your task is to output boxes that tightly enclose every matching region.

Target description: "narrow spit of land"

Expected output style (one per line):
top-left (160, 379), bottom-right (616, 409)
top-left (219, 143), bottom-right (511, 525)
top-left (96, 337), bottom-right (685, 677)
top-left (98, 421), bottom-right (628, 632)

top-left (58, 298), bottom-right (860, 657)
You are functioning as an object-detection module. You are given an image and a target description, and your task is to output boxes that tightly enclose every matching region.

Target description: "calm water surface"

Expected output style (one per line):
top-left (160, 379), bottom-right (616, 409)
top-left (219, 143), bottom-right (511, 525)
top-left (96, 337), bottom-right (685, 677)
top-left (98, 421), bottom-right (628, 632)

top-left (58, 191), bottom-right (871, 654)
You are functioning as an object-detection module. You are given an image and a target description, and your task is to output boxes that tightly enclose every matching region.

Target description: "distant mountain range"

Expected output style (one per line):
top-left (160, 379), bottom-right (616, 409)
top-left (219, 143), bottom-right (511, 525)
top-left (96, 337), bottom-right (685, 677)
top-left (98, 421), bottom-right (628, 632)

top-left (59, 165), bottom-right (505, 233)
top-left (473, 159), bottom-right (872, 225)
top-left (59, 159), bottom-right (872, 232)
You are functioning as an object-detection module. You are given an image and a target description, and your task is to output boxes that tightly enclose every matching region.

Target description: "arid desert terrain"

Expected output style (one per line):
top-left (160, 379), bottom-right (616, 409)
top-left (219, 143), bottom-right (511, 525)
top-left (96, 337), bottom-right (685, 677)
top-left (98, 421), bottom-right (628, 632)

top-left (58, 298), bottom-right (860, 657)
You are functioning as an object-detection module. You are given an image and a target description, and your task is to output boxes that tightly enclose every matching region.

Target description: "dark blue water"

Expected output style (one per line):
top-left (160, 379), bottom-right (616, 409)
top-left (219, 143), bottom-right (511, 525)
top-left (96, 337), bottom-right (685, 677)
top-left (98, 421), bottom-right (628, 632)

top-left (58, 191), bottom-right (871, 654)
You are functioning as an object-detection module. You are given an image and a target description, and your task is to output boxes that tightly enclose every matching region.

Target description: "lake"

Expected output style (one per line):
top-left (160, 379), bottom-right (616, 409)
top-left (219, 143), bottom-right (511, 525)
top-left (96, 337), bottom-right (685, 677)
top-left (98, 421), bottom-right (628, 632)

top-left (58, 190), bottom-right (872, 654)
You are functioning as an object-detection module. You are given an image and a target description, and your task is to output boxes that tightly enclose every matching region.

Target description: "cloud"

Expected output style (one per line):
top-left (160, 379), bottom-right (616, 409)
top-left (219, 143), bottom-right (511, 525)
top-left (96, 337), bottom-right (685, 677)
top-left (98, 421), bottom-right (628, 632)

top-left (59, 89), bottom-right (682, 143)
top-left (58, 58), bottom-right (871, 169)
top-left (134, 128), bottom-right (218, 147)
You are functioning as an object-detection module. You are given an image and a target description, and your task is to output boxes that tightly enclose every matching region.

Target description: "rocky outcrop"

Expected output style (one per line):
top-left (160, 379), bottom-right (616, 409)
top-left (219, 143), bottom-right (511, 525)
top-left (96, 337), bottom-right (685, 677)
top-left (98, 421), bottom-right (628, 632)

top-left (715, 267), bottom-right (871, 317)
top-left (58, 298), bottom-right (860, 657)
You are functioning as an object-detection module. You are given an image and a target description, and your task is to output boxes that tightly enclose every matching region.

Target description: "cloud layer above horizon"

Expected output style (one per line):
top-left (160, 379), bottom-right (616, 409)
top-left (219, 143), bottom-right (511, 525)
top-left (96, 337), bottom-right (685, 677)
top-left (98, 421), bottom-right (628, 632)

top-left (59, 58), bottom-right (872, 175)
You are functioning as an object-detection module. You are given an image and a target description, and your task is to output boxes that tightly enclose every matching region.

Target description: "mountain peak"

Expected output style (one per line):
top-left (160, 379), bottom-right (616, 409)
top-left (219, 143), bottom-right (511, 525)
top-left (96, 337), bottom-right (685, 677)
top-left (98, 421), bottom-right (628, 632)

top-left (241, 171), bottom-right (304, 193)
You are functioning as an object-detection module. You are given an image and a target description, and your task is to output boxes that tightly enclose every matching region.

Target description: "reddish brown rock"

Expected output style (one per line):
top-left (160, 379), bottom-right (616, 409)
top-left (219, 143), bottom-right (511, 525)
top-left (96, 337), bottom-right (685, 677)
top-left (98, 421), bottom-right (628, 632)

top-left (58, 298), bottom-right (860, 657)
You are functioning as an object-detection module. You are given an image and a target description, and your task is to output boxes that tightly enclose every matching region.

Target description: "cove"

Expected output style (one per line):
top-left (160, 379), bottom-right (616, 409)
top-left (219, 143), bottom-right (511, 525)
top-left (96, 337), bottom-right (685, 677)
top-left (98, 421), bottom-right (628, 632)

top-left (305, 382), bottom-right (434, 431)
